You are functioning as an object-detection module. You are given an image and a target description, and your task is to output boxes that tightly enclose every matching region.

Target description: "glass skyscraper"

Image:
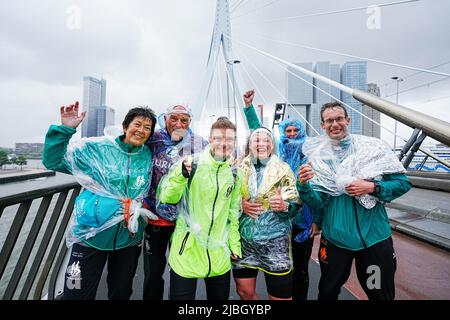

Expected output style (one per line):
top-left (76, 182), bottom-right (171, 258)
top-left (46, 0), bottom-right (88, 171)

top-left (284, 60), bottom-right (370, 136)
top-left (81, 77), bottom-right (114, 137)
top-left (311, 61), bottom-right (341, 135)
top-left (96, 106), bottom-right (116, 136)
top-left (286, 62), bottom-right (340, 136)
top-left (362, 83), bottom-right (381, 138)
top-left (285, 63), bottom-right (313, 135)
top-left (341, 61), bottom-right (368, 135)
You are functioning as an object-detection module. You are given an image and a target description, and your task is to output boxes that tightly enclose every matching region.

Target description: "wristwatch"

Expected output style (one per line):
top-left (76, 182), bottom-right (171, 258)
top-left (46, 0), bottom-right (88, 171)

top-left (372, 181), bottom-right (381, 195)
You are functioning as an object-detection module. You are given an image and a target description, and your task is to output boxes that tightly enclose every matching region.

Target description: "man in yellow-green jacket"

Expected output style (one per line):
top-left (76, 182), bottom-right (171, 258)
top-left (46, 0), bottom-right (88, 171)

top-left (158, 117), bottom-right (242, 300)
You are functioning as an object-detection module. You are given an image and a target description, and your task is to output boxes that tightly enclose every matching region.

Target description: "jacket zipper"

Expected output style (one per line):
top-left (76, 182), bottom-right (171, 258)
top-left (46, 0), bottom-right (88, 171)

top-left (353, 198), bottom-right (367, 249)
top-left (179, 231), bottom-right (191, 255)
top-left (114, 147), bottom-right (132, 251)
top-left (205, 164), bottom-right (222, 277)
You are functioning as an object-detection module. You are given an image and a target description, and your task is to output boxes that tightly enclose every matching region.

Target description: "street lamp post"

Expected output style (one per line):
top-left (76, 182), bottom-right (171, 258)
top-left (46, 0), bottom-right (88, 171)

top-left (391, 76), bottom-right (404, 152)
top-left (227, 59), bottom-right (241, 125)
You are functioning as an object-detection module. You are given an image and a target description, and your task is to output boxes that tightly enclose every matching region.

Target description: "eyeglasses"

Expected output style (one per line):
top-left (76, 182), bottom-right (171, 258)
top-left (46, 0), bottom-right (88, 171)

top-left (322, 116), bottom-right (346, 126)
top-left (168, 115), bottom-right (190, 125)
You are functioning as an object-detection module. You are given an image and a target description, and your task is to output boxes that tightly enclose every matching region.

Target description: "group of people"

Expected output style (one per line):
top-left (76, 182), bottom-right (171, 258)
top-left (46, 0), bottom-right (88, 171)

top-left (42, 89), bottom-right (411, 301)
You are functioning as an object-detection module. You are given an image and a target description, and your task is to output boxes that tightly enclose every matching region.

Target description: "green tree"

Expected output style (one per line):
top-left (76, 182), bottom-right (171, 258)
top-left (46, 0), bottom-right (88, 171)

top-left (0, 150), bottom-right (8, 169)
top-left (15, 155), bottom-right (28, 170)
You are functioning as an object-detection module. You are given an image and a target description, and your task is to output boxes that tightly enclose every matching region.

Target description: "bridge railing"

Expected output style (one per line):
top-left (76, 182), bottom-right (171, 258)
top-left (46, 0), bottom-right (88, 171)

top-left (0, 182), bottom-right (81, 300)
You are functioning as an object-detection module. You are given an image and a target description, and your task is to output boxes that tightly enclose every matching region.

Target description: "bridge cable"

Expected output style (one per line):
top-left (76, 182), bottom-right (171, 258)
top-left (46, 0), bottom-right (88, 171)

top-left (237, 52), bottom-right (271, 108)
top-left (237, 47), bottom-right (320, 135)
top-left (234, 39), bottom-right (448, 166)
top-left (234, 0), bottom-right (421, 25)
top-left (235, 38), bottom-right (411, 143)
top-left (231, 0), bottom-right (251, 14)
top-left (380, 60), bottom-right (450, 89)
top-left (232, 0), bottom-right (283, 19)
top-left (383, 77), bottom-right (450, 98)
top-left (223, 59), bottom-right (247, 122)
top-left (269, 52), bottom-right (406, 142)
top-left (217, 56), bottom-right (226, 116)
top-left (244, 34), bottom-right (450, 78)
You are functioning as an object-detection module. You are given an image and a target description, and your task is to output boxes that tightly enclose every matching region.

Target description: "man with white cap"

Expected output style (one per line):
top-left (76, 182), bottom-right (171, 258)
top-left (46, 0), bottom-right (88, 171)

top-left (142, 104), bottom-right (208, 300)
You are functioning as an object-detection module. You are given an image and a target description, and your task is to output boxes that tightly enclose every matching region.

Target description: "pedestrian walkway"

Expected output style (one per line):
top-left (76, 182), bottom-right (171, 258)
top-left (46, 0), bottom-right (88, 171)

top-left (387, 187), bottom-right (450, 251)
top-left (95, 255), bottom-right (357, 300)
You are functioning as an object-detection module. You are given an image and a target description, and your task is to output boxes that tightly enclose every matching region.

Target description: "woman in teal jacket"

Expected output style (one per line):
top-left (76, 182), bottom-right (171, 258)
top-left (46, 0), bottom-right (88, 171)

top-left (43, 101), bottom-right (156, 300)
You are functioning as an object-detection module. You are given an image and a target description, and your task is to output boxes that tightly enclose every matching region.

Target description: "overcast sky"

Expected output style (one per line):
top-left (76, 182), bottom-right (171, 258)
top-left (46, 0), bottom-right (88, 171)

top-left (1, 0), bottom-right (449, 149)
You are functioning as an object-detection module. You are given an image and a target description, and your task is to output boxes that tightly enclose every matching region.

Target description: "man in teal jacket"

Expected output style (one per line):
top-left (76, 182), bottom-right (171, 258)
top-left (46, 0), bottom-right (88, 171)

top-left (43, 101), bottom-right (156, 300)
top-left (298, 101), bottom-right (411, 300)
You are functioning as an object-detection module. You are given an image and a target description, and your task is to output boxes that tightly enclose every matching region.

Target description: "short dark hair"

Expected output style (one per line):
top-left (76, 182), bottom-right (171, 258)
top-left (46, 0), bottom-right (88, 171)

top-left (122, 106), bottom-right (157, 137)
top-left (320, 102), bottom-right (348, 122)
top-left (210, 116), bottom-right (237, 133)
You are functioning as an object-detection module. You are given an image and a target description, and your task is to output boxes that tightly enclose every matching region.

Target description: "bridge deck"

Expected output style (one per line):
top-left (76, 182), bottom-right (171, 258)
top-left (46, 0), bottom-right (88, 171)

top-left (94, 255), bottom-right (357, 300)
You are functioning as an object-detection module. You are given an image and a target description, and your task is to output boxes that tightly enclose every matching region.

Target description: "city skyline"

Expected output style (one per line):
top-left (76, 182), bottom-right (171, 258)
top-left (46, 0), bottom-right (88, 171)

top-left (284, 60), bottom-right (382, 139)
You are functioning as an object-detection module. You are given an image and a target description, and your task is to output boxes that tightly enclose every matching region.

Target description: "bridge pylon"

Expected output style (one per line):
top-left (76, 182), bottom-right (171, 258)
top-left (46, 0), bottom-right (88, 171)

top-left (192, 0), bottom-right (250, 141)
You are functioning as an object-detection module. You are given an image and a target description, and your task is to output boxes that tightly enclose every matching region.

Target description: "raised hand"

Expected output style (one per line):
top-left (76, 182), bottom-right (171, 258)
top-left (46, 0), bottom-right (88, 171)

top-left (60, 101), bottom-right (86, 129)
top-left (243, 89), bottom-right (255, 108)
top-left (269, 187), bottom-right (288, 212)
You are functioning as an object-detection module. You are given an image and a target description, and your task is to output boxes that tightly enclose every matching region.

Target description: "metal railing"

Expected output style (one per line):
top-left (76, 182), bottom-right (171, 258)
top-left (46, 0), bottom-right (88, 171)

top-left (0, 182), bottom-right (81, 300)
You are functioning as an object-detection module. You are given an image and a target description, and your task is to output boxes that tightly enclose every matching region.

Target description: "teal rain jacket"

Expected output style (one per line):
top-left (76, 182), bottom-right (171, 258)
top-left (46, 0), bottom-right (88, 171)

top-left (43, 124), bottom-right (152, 250)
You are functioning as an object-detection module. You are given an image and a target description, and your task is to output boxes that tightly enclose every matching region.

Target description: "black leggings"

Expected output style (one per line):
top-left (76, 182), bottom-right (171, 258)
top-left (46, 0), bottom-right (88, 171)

top-left (232, 267), bottom-right (293, 299)
top-left (142, 224), bottom-right (175, 300)
top-left (292, 227), bottom-right (314, 300)
top-left (169, 269), bottom-right (231, 300)
top-left (63, 243), bottom-right (141, 300)
top-left (318, 235), bottom-right (397, 300)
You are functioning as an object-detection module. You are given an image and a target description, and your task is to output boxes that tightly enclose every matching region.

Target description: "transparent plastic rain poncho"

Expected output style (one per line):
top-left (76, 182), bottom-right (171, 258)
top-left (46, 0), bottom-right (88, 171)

top-left (234, 128), bottom-right (301, 273)
top-left (63, 135), bottom-right (154, 247)
top-left (277, 118), bottom-right (308, 174)
top-left (144, 120), bottom-right (208, 220)
top-left (278, 119), bottom-right (313, 243)
top-left (156, 152), bottom-right (240, 252)
top-left (302, 134), bottom-right (406, 209)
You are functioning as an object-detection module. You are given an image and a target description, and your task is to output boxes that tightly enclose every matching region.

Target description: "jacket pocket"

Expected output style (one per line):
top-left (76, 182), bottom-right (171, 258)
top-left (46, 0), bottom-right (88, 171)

top-left (75, 190), bottom-right (121, 228)
top-left (178, 231), bottom-right (191, 255)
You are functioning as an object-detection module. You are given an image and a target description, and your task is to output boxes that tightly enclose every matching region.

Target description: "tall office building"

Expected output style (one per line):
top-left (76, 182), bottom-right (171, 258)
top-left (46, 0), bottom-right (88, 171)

top-left (282, 60), bottom-right (369, 136)
top-left (341, 61), bottom-right (368, 135)
top-left (285, 63), bottom-right (313, 135)
top-left (285, 62), bottom-right (342, 136)
top-left (96, 106), bottom-right (116, 136)
top-left (311, 61), bottom-right (341, 136)
top-left (256, 105), bottom-right (270, 128)
top-left (81, 77), bottom-right (115, 137)
top-left (362, 83), bottom-right (381, 138)
top-left (15, 143), bottom-right (44, 156)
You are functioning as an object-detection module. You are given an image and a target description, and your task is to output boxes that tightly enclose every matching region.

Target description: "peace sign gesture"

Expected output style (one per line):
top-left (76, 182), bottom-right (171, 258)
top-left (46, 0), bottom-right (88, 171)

top-left (60, 101), bottom-right (86, 129)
